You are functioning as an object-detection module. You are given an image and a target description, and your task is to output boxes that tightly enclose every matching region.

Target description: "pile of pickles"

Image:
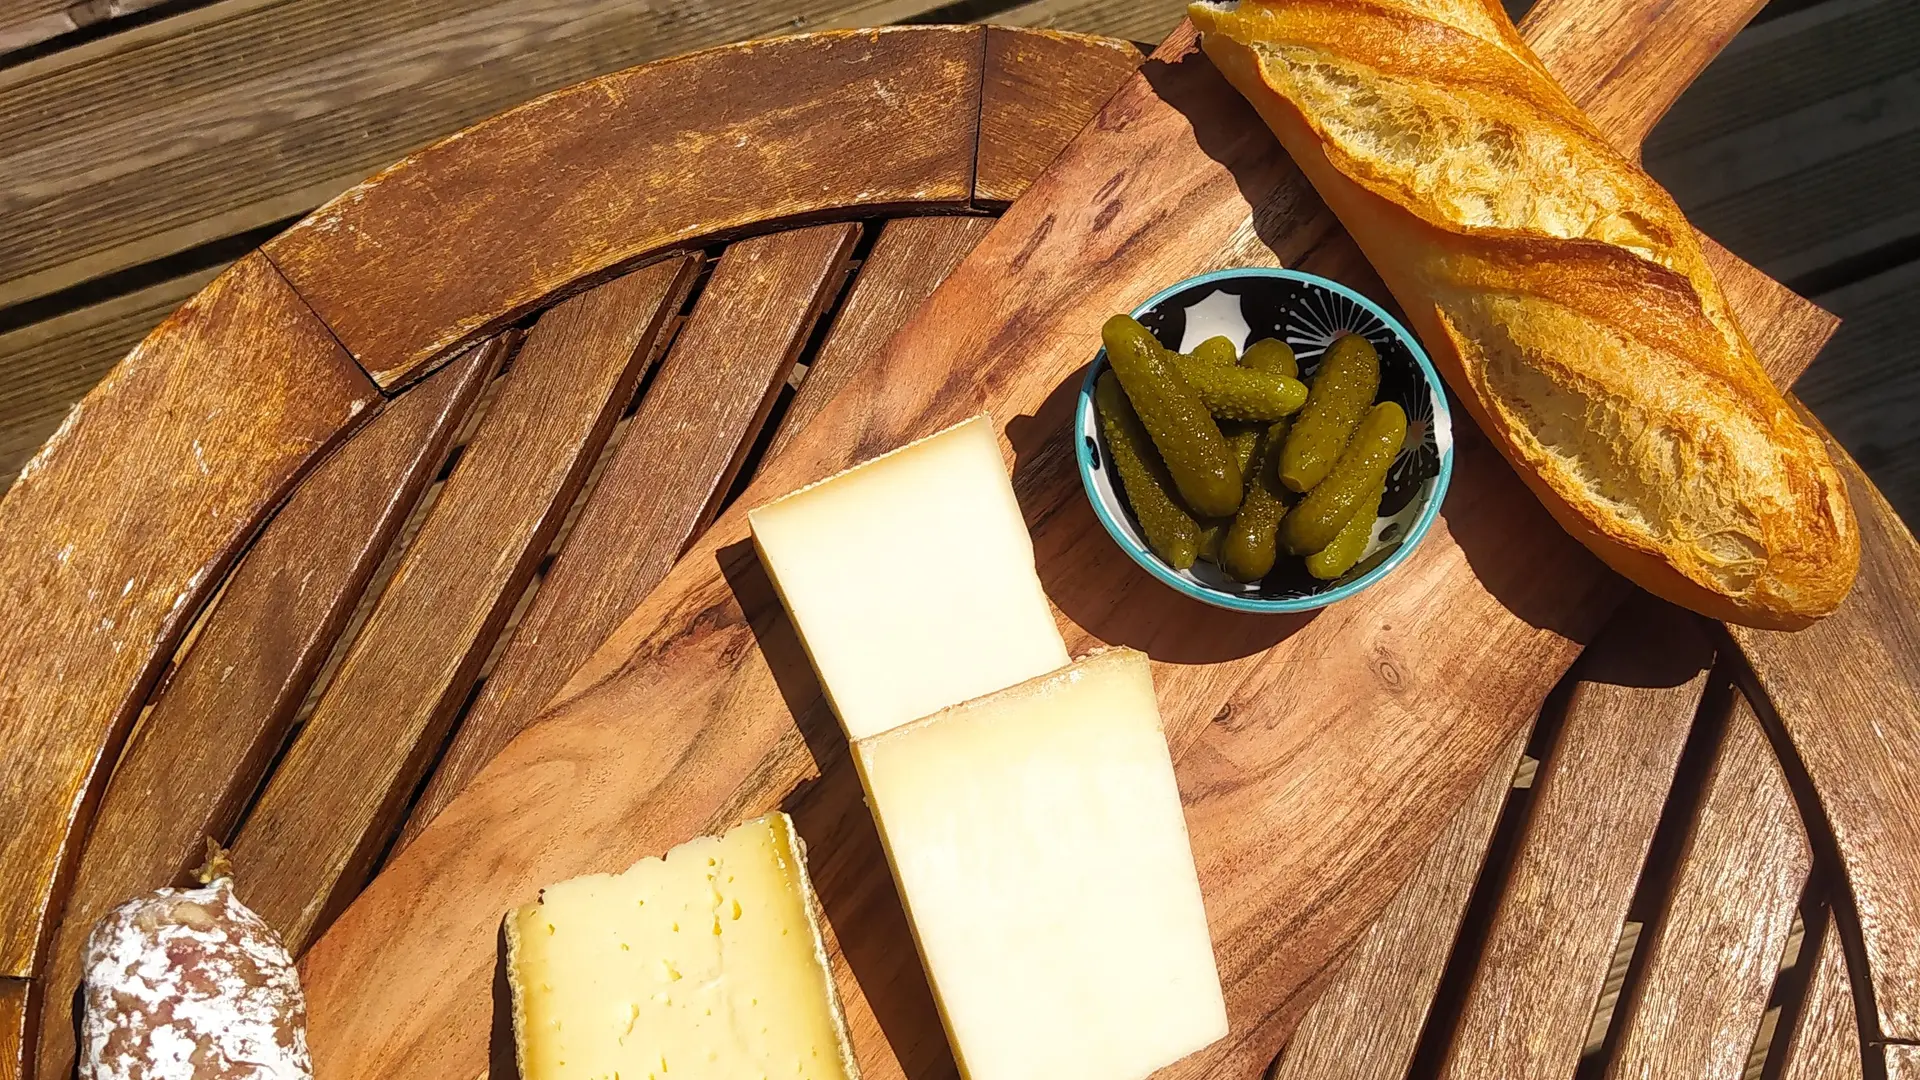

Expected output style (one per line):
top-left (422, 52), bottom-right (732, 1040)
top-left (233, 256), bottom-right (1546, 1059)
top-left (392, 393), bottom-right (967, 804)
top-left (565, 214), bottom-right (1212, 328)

top-left (1096, 313), bottom-right (1407, 584)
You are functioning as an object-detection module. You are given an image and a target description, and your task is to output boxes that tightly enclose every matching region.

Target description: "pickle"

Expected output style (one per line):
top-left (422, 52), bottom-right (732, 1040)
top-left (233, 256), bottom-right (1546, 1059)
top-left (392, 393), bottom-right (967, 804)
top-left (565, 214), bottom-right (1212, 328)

top-left (1305, 478), bottom-right (1385, 580)
top-left (1103, 315), bottom-right (1243, 517)
top-left (1280, 333), bottom-right (1382, 493)
top-left (1197, 518), bottom-right (1229, 564)
top-left (1220, 419), bottom-right (1294, 583)
top-left (1280, 402), bottom-right (1406, 555)
top-left (1169, 353), bottom-right (1309, 421)
top-left (1190, 336), bottom-right (1239, 366)
top-left (1096, 372), bottom-right (1202, 569)
top-left (1240, 337), bottom-right (1298, 379)
top-left (1222, 421), bottom-right (1262, 480)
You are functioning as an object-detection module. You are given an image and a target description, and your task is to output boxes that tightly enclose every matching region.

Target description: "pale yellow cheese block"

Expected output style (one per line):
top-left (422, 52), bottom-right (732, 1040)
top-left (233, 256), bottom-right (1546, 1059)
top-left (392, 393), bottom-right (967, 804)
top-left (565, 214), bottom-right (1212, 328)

top-left (855, 648), bottom-right (1229, 1080)
top-left (748, 414), bottom-right (1070, 740)
top-left (504, 813), bottom-right (858, 1080)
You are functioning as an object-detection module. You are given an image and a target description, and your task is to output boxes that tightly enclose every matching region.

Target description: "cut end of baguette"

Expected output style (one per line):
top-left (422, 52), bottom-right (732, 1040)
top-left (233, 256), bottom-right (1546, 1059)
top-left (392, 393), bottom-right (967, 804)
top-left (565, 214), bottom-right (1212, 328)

top-left (1191, 0), bottom-right (1862, 629)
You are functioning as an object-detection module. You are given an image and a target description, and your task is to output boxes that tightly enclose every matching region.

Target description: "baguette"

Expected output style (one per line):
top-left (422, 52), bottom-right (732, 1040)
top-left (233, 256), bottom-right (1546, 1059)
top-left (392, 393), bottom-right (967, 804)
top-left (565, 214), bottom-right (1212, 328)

top-left (1190, 0), bottom-right (1859, 628)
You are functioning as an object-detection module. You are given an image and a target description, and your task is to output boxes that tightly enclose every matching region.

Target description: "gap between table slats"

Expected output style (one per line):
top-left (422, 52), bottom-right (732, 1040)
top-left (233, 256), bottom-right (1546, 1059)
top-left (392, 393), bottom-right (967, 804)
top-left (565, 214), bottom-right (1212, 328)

top-left (399, 223), bottom-right (862, 850)
top-left (1433, 598), bottom-right (1714, 1080)
top-left (228, 257), bottom-right (692, 953)
top-left (29, 341), bottom-right (500, 1080)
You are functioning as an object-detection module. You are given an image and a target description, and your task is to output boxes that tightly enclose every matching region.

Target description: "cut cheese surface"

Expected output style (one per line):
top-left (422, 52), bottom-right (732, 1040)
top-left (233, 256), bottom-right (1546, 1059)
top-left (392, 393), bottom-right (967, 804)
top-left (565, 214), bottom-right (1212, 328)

top-left (855, 648), bottom-right (1228, 1080)
top-left (748, 414), bottom-right (1069, 740)
top-left (505, 813), bottom-right (857, 1080)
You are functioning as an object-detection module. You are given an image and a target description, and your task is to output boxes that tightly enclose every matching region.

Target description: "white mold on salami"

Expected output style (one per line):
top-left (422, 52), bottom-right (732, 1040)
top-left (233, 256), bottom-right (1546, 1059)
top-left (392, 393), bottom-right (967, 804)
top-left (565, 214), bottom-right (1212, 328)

top-left (80, 858), bottom-right (311, 1080)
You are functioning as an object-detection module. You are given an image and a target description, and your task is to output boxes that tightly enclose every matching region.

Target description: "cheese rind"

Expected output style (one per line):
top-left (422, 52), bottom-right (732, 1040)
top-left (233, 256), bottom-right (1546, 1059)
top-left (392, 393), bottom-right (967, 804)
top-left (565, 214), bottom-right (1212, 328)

top-left (748, 415), bottom-right (1070, 740)
top-left (504, 813), bottom-right (858, 1080)
top-left (854, 648), bottom-right (1229, 1080)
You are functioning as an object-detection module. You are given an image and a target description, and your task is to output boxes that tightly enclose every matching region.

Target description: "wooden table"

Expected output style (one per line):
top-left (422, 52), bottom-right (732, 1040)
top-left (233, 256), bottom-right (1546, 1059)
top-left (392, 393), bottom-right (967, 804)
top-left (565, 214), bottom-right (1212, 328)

top-left (1, 16), bottom-right (1917, 1080)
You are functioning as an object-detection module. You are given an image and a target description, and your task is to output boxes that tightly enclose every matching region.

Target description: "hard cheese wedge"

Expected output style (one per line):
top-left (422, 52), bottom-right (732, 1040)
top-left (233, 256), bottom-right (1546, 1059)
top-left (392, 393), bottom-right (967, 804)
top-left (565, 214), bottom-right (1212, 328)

top-left (855, 647), bottom-right (1229, 1080)
top-left (748, 414), bottom-right (1070, 740)
top-left (504, 813), bottom-right (858, 1080)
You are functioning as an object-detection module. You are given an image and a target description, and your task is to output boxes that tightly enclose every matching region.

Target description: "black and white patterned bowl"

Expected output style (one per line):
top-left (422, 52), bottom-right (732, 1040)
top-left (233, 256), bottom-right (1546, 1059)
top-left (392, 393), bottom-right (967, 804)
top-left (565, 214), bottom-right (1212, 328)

top-left (1075, 267), bottom-right (1453, 613)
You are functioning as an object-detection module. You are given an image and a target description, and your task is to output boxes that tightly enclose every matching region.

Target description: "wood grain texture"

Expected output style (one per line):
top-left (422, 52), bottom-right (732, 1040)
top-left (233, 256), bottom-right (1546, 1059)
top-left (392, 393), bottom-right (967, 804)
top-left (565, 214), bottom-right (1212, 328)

top-left (29, 344), bottom-right (499, 1080)
top-left (1604, 697), bottom-right (1812, 1080)
top-left (770, 215), bottom-right (995, 460)
top-left (0, 267), bottom-right (224, 495)
top-left (974, 27), bottom-right (1142, 205)
top-left (1778, 911), bottom-right (1863, 1080)
top-left (0, 0), bottom-right (972, 311)
top-left (0, 978), bottom-right (26, 1080)
top-left (1888, 1046), bottom-right (1920, 1079)
top-left (297, 11), bottom-right (1845, 1078)
top-left (1269, 726), bottom-right (1527, 1080)
top-left (1438, 598), bottom-right (1714, 1080)
top-left (230, 260), bottom-right (689, 953)
top-left (1802, 259), bottom-right (1920, 525)
top-left (0, 252), bottom-right (376, 981)
top-left (262, 27), bottom-right (982, 387)
top-left (399, 224), bottom-right (858, 847)
top-left (0, 0), bottom-right (168, 57)
top-left (1518, 0), bottom-right (1768, 156)
top-left (1730, 412), bottom-right (1920, 1042)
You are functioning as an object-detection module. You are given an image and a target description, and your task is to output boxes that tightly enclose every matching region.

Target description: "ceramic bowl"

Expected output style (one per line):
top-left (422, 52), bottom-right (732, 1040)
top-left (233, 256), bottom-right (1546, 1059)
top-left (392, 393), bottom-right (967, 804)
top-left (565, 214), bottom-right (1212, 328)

top-left (1075, 267), bottom-right (1453, 613)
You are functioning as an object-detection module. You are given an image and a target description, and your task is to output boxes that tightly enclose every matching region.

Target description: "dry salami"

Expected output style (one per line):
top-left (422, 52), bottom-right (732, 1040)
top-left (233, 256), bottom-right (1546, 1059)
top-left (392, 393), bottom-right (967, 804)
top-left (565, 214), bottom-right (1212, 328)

top-left (79, 843), bottom-right (311, 1080)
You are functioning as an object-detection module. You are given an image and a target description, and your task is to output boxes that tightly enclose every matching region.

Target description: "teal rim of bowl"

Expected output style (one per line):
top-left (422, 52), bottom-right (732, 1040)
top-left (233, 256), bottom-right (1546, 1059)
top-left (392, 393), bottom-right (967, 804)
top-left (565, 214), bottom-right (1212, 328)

top-left (1075, 266), bottom-right (1454, 614)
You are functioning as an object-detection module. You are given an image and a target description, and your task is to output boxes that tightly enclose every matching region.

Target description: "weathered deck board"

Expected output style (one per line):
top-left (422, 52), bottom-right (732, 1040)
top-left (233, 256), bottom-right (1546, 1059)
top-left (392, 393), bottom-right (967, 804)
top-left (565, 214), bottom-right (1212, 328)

top-left (1799, 260), bottom-right (1920, 523)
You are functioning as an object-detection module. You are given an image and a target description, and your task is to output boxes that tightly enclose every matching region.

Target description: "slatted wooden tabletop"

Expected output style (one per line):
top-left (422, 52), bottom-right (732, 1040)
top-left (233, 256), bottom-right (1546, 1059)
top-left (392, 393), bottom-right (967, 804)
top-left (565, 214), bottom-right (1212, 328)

top-left (1, 0), bottom-right (1915, 526)
top-left (0, 10), bottom-right (1917, 1080)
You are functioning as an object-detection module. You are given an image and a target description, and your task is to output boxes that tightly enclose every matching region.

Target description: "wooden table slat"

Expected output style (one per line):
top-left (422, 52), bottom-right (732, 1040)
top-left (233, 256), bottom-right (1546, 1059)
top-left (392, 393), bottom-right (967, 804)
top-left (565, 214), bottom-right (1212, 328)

top-left (230, 258), bottom-right (689, 953)
top-left (1888, 1045), bottom-right (1920, 1078)
top-left (770, 215), bottom-right (994, 460)
top-left (1778, 910), bottom-right (1864, 1080)
top-left (974, 26), bottom-right (1143, 205)
top-left (0, 267), bottom-right (227, 492)
top-left (1438, 599), bottom-right (1714, 1079)
top-left (261, 27), bottom-right (985, 388)
top-left (400, 223), bottom-right (861, 847)
top-left (1268, 726), bottom-right (1527, 1080)
top-left (29, 342), bottom-right (499, 1080)
top-left (1730, 410), bottom-right (1920, 1042)
top-left (0, 252), bottom-right (377, 980)
top-left (0, 977), bottom-right (26, 1080)
top-left (1603, 697), bottom-right (1813, 1080)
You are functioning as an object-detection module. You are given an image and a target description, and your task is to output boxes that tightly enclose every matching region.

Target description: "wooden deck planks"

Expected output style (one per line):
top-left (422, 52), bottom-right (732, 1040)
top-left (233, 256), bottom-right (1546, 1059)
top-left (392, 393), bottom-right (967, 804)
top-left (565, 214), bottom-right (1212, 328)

top-left (1800, 260), bottom-right (1920, 523)
top-left (399, 225), bottom-right (861, 848)
top-left (28, 343), bottom-right (500, 1080)
top-left (0, 977), bottom-right (25, 1080)
top-left (1268, 727), bottom-right (1528, 1080)
top-left (229, 259), bottom-right (687, 953)
top-left (1437, 600), bottom-right (1714, 1079)
top-left (1777, 912), bottom-right (1864, 1080)
top-left (1603, 697), bottom-right (1813, 1080)
top-left (0, 252), bottom-right (376, 981)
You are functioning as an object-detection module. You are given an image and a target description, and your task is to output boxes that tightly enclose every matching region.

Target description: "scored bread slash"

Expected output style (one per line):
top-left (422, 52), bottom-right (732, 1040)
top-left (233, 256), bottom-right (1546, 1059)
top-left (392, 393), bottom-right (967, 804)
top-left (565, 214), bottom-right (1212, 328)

top-left (80, 839), bottom-right (312, 1080)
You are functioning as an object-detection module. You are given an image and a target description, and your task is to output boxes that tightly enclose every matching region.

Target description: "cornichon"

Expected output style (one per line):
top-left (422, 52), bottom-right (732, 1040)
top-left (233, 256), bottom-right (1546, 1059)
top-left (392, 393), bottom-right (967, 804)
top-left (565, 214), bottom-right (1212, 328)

top-left (1305, 478), bottom-right (1385, 580)
top-left (1222, 421), bottom-right (1262, 479)
top-left (1190, 336), bottom-right (1238, 366)
top-left (1220, 419), bottom-right (1294, 583)
top-left (1280, 401), bottom-right (1406, 555)
top-left (1096, 372), bottom-right (1202, 569)
top-left (1280, 333), bottom-right (1381, 492)
top-left (1168, 353), bottom-right (1309, 421)
top-left (1240, 337), bottom-right (1298, 379)
top-left (1197, 517), bottom-right (1229, 564)
top-left (1102, 314), bottom-right (1243, 518)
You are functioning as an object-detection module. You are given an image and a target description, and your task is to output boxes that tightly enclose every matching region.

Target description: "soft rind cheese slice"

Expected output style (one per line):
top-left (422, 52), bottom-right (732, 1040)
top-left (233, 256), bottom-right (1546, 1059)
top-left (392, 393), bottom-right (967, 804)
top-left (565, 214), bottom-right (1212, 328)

top-left (504, 813), bottom-right (858, 1080)
top-left (748, 414), bottom-right (1070, 740)
top-left (854, 648), bottom-right (1229, 1080)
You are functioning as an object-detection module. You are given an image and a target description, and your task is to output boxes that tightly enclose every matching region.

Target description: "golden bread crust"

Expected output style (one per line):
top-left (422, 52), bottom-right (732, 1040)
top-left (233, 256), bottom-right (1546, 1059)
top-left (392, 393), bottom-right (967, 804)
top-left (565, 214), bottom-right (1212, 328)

top-left (1191, 0), bottom-right (1858, 627)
